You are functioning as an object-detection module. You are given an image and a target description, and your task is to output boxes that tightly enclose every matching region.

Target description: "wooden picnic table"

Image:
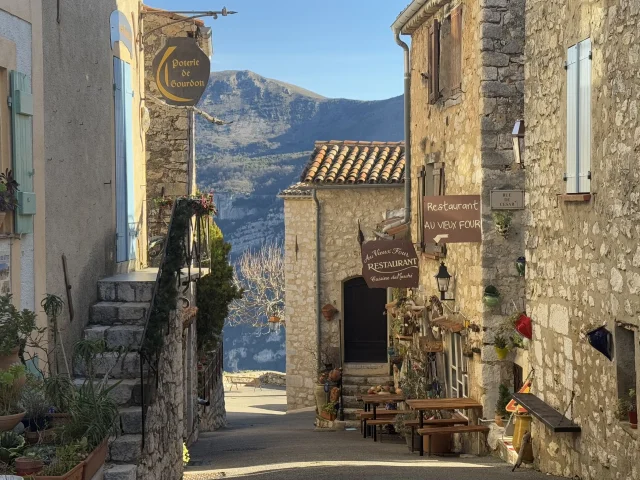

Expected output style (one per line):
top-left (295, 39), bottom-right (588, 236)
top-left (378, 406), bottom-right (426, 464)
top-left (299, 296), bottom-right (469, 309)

top-left (361, 394), bottom-right (405, 420)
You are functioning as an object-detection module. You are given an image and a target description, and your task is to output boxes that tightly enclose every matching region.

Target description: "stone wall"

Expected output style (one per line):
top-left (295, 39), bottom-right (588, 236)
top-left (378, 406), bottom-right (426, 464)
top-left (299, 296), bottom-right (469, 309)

top-left (199, 370), bottom-right (226, 432)
top-left (283, 188), bottom-right (404, 411)
top-left (525, 1), bottom-right (640, 478)
top-left (408, 0), bottom-right (526, 415)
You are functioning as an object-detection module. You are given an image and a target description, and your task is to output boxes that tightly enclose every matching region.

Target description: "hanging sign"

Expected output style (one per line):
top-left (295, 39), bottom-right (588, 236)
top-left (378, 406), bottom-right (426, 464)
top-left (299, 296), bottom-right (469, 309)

top-left (110, 10), bottom-right (134, 55)
top-left (490, 190), bottom-right (525, 210)
top-left (361, 240), bottom-right (419, 288)
top-left (152, 38), bottom-right (210, 106)
top-left (423, 195), bottom-right (482, 244)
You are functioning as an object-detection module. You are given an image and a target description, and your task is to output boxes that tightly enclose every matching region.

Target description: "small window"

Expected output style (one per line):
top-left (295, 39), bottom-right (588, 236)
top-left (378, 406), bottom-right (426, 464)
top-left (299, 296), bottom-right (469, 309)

top-left (448, 333), bottom-right (468, 398)
top-left (615, 326), bottom-right (637, 419)
top-left (427, 6), bottom-right (463, 104)
top-left (565, 38), bottom-right (592, 193)
top-left (513, 363), bottom-right (523, 392)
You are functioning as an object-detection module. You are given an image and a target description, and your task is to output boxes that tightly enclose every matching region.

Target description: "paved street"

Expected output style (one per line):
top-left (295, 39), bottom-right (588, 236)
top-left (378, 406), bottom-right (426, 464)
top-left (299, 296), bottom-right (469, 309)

top-left (185, 386), bottom-right (563, 480)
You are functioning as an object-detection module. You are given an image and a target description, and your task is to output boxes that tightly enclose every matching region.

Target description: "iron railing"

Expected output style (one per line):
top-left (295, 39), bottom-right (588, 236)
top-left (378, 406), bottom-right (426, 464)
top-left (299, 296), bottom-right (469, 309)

top-left (198, 343), bottom-right (224, 409)
top-left (139, 199), bottom-right (211, 448)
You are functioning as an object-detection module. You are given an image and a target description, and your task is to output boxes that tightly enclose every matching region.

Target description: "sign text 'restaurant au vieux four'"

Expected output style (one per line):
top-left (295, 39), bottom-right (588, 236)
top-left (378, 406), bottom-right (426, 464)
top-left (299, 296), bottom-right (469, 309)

top-left (423, 195), bottom-right (482, 244)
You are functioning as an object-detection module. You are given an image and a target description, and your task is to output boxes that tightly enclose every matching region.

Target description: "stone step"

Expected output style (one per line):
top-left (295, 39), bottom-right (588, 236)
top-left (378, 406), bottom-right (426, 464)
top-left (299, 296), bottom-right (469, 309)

top-left (104, 464), bottom-right (137, 480)
top-left (109, 434), bottom-right (142, 463)
top-left (84, 325), bottom-right (144, 350)
top-left (74, 352), bottom-right (143, 379)
top-left (90, 302), bottom-right (149, 326)
top-left (341, 383), bottom-right (380, 396)
top-left (342, 375), bottom-right (393, 386)
top-left (98, 272), bottom-right (156, 303)
top-left (74, 378), bottom-right (142, 407)
top-left (119, 406), bottom-right (142, 435)
top-left (343, 407), bottom-right (361, 421)
top-left (342, 395), bottom-right (364, 409)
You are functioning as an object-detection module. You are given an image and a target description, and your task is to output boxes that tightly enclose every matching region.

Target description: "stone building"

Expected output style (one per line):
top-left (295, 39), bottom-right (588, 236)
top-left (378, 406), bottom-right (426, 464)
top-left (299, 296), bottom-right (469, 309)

top-left (391, 0), bottom-right (527, 419)
top-left (0, 0), bottom-right (47, 349)
top-left (280, 141), bottom-right (405, 411)
top-left (143, 6), bottom-right (213, 263)
top-left (524, 1), bottom-right (640, 478)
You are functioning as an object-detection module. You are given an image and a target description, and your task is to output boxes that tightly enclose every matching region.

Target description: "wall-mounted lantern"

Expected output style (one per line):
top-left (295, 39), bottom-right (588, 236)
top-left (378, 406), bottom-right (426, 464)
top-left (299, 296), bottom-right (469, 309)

top-left (434, 262), bottom-right (454, 301)
top-left (512, 120), bottom-right (525, 166)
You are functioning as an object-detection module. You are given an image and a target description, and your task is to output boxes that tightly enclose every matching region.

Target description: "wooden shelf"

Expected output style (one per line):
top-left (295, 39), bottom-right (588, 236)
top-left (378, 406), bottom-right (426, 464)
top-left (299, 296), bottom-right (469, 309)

top-left (511, 393), bottom-right (581, 433)
top-left (395, 334), bottom-right (413, 341)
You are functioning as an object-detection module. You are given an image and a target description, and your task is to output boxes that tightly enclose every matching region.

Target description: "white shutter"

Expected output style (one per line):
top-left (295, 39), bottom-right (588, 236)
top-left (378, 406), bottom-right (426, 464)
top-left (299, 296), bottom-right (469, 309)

top-left (578, 38), bottom-right (592, 193)
top-left (566, 45), bottom-right (578, 194)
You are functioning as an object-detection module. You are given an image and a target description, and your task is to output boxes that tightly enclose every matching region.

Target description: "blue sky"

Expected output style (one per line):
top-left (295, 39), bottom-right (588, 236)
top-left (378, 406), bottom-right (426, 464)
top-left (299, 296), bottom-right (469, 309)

top-left (147, 0), bottom-right (408, 100)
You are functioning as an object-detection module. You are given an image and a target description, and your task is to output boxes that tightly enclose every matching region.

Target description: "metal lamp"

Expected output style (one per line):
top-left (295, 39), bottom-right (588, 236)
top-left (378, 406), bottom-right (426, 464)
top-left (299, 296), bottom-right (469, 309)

top-left (434, 262), bottom-right (453, 301)
top-left (512, 120), bottom-right (525, 166)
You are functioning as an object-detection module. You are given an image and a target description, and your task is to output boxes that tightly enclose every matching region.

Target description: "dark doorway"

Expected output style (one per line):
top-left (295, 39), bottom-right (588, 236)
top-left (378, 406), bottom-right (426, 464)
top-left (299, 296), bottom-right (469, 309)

top-left (343, 277), bottom-right (387, 363)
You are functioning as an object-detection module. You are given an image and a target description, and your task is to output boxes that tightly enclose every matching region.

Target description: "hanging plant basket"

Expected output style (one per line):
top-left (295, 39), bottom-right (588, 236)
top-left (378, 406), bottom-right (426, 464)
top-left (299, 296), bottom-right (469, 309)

top-left (514, 313), bottom-right (532, 339)
top-left (516, 257), bottom-right (526, 277)
top-left (483, 286), bottom-right (500, 307)
top-left (586, 326), bottom-right (613, 361)
top-left (321, 304), bottom-right (338, 321)
top-left (495, 347), bottom-right (509, 360)
top-left (268, 316), bottom-right (281, 324)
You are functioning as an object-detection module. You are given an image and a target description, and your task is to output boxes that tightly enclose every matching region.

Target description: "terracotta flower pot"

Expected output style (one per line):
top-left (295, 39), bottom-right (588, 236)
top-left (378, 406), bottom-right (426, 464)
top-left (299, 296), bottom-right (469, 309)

top-left (15, 456), bottom-right (44, 476)
top-left (25, 427), bottom-right (57, 445)
top-left (0, 346), bottom-right (20, 371)
top-left (34, 461), bottom-right (85, 480)
top-left (321, 304), bottom-right (338, 321)
top-left (320, 410), bottom-right (336, 421)
top-left (83, 440), bottom-right (109, 480)
top-left (328, 368), bottom-right (341, 382)
top-left (0, 410), bottom-right (26, 432)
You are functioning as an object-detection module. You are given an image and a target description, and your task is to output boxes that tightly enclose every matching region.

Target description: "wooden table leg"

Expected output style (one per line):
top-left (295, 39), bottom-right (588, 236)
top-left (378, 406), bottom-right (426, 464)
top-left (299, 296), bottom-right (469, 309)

top-left (419, 410), bottom-right (424, 457)
top-left (411, 426), bottom-right (415, 453)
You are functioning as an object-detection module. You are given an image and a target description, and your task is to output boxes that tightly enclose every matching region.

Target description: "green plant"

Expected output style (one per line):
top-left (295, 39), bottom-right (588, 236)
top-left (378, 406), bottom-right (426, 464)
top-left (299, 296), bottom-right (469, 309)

top-left (484, 286), bottom-right (500, 298)
top-left (183, 442), bottom-right (190, 466)
top-left (20, 375), bottom-right (50, 427)
top-left (322, 403), bottom-right (337, 415)
top-left (0, 364), bottom-right (26, 415)
top-left (617, 398), bottom-right (632, 420)
top-left (492, 212), bottom-right (512, 236)
top-left (38, 440), bottom-right (88, 476)
top-left (494, 335), bottom-right (508, 349)
top-left (41, 294), bottom-right (69, 376)
top-left (495, 384), bottom-right (511, 417)
top-left (23, 444), bottom-right (55, 464)
top-left (0, 169), bottom-right (19, 212)
top-left (196, 222), bottom-right (242, 354)
top-left (44, 374), bottom-right (75, 413)
top-left (0, 431), bottom-right (26, 463)
top-left (0, 294), bottom-right (42, 357)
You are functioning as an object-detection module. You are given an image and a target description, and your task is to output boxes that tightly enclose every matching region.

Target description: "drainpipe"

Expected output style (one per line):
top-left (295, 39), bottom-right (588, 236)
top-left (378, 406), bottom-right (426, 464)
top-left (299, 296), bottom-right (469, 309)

top-left (395, 32), bottom-right (412, 225)
top-left (312, 189), bottom-right (321, 375)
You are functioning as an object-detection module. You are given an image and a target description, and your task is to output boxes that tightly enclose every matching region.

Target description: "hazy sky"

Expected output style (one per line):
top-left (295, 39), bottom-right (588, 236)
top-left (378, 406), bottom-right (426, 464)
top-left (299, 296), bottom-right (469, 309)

top-left (147, 0), bottom-right (409, 100)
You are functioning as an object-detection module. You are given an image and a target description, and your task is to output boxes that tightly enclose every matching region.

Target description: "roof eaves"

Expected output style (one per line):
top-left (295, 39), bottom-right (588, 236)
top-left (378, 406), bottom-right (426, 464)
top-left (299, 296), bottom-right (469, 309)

top-left (391, 0), bottom-right (450, 35)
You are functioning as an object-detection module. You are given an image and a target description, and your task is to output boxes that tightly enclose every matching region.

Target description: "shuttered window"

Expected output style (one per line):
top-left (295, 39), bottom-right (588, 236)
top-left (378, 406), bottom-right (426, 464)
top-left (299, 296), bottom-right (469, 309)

top-left (428, 19), bottom-right (440, 104)
top-left (566, 38), bottom-right (592, 194)
top-left (422, 161), bottom-right (445, 257)
top-left (450, 6), bottom-right (463, 91)
top-left (10, 71), bottom-right (35, 234)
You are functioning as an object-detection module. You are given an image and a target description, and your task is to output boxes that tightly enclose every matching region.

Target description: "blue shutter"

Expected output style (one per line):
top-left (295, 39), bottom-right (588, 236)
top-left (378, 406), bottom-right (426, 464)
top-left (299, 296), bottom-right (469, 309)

top-left (114, 59), bottom-right (128, 262)
top-left (10, 71), bottom-right (35, 234)
top-left (123, 63), bottom-right (137, 260)
top-left (577, 38), bottom-right (592, 193)
top-left (566, 46), bottom-right (578, 194)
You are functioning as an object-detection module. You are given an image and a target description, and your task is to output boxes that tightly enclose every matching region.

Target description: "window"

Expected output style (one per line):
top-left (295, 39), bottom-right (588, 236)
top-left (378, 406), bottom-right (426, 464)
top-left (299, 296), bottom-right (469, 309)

top-left (565, 38), bottom-right (592, 193)
top-left (448, 333), bottom-right (468, 398)
top-left (427, 6), bottom-right (463, 104)
top-left (615, 326), bottom-right (637, 419)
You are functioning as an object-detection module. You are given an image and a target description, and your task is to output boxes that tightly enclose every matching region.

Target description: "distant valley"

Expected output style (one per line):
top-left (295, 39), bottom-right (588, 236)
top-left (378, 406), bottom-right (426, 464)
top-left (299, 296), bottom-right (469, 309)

top-left (195, 70), bottom-right (403, 372)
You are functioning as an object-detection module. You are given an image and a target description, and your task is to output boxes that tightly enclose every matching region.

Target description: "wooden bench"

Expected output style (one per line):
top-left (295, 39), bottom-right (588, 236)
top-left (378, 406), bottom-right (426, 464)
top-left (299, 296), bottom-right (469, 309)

top-left (417, 424), bottom-right (490, 456)
top-left (359, 410), bottom-right (411, 438)
top-left (406, 415), bottom-right (468, 452)
top-left (224, 375), bottom-right (262, 391)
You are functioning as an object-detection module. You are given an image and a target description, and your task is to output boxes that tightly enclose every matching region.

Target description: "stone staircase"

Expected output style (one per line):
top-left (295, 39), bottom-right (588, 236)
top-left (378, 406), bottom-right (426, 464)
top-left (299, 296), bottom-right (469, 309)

top-left (73, 271), bottom-right (157, 480)
top-left (341, 374), bottom-right (394, 421)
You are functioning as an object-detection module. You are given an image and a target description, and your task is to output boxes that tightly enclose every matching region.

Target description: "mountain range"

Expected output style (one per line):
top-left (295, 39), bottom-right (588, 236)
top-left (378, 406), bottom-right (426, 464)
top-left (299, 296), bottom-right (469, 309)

top-left (195, 70), bottom-right (404, 372)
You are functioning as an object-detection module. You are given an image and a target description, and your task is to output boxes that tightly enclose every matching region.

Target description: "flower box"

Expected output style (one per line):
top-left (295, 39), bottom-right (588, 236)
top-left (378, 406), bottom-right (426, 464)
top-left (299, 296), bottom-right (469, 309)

top-left (34, 461), bottom-right (85, 480)
top-left (82, 440), bottom-right (109, 480)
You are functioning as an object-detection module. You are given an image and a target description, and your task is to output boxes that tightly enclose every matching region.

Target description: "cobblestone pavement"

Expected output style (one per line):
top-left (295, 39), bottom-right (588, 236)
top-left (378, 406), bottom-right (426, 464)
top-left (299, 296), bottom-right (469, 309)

top-left (184, 386), bottom-right (563, 480)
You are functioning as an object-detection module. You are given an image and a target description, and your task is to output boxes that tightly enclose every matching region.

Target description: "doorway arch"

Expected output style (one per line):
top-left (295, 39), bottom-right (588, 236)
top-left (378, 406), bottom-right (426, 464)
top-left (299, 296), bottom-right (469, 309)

top-left (343, 277), bottom-right (387, 363)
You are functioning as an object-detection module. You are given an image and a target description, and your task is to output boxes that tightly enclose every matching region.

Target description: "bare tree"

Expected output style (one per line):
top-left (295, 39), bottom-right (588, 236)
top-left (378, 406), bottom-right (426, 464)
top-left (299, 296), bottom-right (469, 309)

top-left (227, 241), bottom-right (284, 327)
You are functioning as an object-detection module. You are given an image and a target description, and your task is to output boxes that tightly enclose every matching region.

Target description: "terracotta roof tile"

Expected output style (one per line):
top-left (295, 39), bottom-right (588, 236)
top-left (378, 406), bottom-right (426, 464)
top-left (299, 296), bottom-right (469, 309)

top-left (301, 141), bottom-right (404, 186)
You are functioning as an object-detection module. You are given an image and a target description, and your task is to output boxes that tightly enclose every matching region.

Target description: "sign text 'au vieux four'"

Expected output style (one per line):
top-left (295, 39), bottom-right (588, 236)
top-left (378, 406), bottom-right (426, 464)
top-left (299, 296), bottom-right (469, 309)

top-left (423, 195), bottom-right (482, 244)
top-left (361, 240), bottom-right (419, 288)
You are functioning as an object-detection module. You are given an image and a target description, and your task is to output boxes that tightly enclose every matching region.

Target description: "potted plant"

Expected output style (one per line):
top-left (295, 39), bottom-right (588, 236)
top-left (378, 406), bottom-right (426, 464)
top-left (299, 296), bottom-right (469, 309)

top-left (21, 376), bottom-right (55, 444)
top-left (0, 169), bottom-right (18, 230)
top-left (44, 375), bottom-right (75, 427)
top-left (15, 452), bottom-right (44, 476)
top-left (629, 389), bottom-right (637, 429)
top-left (515, 257), bottom-right (526, 276)
top-left (483, 286), bottom-right (500, 307)
top-left (492, 211), bottom-right (512, 237)
top-left (320, 402), bottom-right (337, 421)
top-left (33, 441), bottom-right (88, 480)
top-left (495, 384), bottom-right (511, 427)
top-left (0, 364), bottom-right (27, 431)
top-left (0, 430), bottom-right (25, 464)
top-left (494, 335), bottom-right (509, 360)
top-left (0, 294), bottom-right (41, 372)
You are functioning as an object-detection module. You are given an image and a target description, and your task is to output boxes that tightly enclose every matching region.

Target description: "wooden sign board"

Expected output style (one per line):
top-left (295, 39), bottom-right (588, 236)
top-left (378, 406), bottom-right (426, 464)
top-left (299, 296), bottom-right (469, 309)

top-left (490, 190), bottom-right (525, 210)
top-left (361, 240), bottom-right (419, 288)
top-left (423, 195), bottom-right (482, 244)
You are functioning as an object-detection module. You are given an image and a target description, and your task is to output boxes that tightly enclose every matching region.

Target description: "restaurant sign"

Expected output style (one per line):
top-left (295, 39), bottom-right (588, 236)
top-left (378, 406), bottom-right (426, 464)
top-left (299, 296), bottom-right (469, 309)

top-left (152, 38), bottom-right (210, 106)
top-left (361, 240), bottom-right (419, 288)
top-left (423, 195), bottom-right (482, 244)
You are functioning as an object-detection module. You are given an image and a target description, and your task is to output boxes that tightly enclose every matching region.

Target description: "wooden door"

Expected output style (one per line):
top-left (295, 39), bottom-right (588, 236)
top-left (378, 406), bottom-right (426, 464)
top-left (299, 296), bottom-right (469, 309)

top-left (343, 277), bottom-right (387, 363)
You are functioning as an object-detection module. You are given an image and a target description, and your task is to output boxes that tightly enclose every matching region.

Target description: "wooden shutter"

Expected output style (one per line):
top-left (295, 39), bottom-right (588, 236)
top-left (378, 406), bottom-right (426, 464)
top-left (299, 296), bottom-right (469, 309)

top-left (10, 71), bottom-right (35, 234)
top-left (123, 62), bottom-right (137, 261)
top-left (577, 38), bottom-right (591, 193)
top-left (450, 6), bottom-right (463, 91)
top-left (424, 162), bottom-right (446, 256)
top-left (565, 45), bottom-right (578, 194)
top-left (428, 20), bottom-right (441, 104)
top-left (418, 166), bottom-right (426, 250)
top-left (433, 162), bottom-right (445, 195)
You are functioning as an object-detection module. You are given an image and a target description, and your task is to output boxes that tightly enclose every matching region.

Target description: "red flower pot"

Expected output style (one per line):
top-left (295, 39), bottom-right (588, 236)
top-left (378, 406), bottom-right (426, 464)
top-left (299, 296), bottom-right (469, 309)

top-left (515, 313), bottom-right (532, 340)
